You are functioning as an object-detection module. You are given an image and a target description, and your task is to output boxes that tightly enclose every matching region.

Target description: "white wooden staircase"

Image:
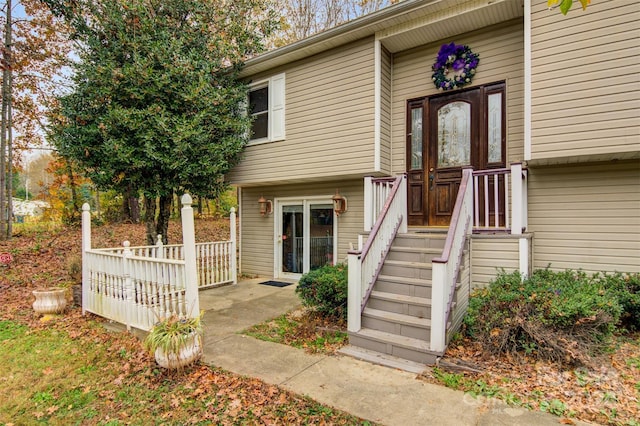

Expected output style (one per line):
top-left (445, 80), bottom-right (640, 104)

top-left (344, 230), bottom-right (470, 368)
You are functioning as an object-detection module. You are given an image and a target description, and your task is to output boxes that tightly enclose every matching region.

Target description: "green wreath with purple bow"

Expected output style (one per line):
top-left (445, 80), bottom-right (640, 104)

top-left (431, 43), bottom-right (479, 91)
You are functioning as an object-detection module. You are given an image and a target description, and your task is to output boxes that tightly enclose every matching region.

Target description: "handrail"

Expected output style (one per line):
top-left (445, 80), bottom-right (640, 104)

top-left (347, 175), bottom-right (407, 331)
top-left (433, 168), bottom-right (473, 264)
top-left (430, 168), bottom-right (473, 352)
top-left (356, 174), bottom-right (404, 260)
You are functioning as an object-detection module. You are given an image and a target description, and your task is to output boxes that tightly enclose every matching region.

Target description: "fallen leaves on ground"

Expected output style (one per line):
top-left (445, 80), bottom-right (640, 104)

top-left (420, 336), bottom-right (640, 425)
top-left (0, 220), bottom-right (368, 425)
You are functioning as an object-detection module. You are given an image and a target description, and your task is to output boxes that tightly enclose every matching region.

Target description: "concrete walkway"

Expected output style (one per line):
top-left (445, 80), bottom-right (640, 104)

top-left (200, 279), bottom-right (592, 426)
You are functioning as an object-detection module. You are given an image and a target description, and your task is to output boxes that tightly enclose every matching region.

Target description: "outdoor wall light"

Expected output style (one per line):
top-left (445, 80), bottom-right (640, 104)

top-left (258, 195), bottom-right (273, 217)
top-left (332, 189), bottom-right (348, 216)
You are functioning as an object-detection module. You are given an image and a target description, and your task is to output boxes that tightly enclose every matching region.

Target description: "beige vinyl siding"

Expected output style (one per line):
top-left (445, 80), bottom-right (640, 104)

top-left (528, 161), bottom-right (640, 274)
top-left (530, 0), bottom-right (640, 161)
top-left (391, 20), bottom-right (525, 174)
top-left (470, 236), bottom-right (522, 288)
top-left (239, 180), bottom-right (364, 276)
top-left (379, 46), bottom-right (392, 174)
top-left (228, 38), bottom-right (376, 186)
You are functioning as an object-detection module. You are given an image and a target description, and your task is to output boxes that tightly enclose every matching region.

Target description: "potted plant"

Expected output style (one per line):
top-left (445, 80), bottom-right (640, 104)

top-left (144, 314), bottom-right (203, 370)
top-left (32, 287), bottom-right (68, 314)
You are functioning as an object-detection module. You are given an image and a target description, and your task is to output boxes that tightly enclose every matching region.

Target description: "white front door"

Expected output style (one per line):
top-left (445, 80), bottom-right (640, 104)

top-left (276, 198), bottom-right (336, 279)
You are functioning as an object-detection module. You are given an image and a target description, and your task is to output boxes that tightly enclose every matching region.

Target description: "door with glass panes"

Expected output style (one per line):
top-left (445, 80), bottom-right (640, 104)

top-left (277, 200), bottom-right (336, 278)
top-left (406, 82), bottom-right (506, 227)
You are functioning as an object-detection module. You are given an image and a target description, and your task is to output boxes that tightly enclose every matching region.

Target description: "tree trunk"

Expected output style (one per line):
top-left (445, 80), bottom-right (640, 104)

top-left (121, 185), bottom-right (140, 223)
top-left (144, 195), bottom-right (157, 245)
top-left (156, 193), bottom-right (172, 245)
top-left (65, 159), bottom-right (80, 223)
top-left (0, 0), bottom-right (12, 240)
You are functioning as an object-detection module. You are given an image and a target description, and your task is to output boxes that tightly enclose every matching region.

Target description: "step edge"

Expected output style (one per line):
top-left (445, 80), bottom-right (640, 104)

top-left (362, 307), bottom-right (431, 327)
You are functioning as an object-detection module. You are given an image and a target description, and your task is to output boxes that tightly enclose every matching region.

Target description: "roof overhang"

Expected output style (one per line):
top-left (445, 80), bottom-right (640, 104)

top-left (240, 0), bottom-right (524, 78)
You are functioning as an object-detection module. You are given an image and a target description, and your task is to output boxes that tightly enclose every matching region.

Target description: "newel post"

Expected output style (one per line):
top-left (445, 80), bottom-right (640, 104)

top-left (430, 262), bottom-right (447, 353)
top-left (181, 194), bottom-right (200, 318)
top-left (81, 203), bottom-right (91, 315)
top-left (347, 250), bottom-right (362, 332)
top-left (230, 207), bottom-right (237, 284)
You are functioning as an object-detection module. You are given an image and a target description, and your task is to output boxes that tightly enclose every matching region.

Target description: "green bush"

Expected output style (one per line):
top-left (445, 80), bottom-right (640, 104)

top-left (464, 268), bottom-right (636, 366)
top-left (296, 264), bottom-right (348, 321)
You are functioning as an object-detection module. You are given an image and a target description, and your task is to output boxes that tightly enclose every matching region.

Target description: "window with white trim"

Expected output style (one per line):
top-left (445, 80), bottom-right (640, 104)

top-left (248, 73), bottom-right (285, 144)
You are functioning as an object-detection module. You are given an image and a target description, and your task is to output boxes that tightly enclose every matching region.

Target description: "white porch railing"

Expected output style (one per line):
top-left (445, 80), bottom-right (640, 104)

top-left (363, 176), bottom-right (397, 232)
top-left (430, 168), bottom-right (474, 352)
top-left (473, 163), bottom-right (528, 233)
top-left (81, 195), bottom-right (237, 331)
top-left (348, 175), bottom-right (407, 332)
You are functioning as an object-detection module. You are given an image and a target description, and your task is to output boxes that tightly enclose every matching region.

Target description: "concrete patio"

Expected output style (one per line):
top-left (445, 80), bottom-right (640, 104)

top-left (199, 278), bottom-right (592, 426)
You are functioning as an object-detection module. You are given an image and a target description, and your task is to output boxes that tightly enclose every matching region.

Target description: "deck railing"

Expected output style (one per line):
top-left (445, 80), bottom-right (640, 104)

top-left (82, 195), bottom-right (237, 331)
top-left (363, 176), bottom-right (398, 232)
top-left (348, 175), bottom-right (407, 332)
top-left (472, 163), bottom-right (528, 233)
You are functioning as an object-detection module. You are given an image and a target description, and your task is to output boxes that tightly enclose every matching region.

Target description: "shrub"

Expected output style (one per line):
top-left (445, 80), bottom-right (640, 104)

top-left (296, 264), bottom-right (348, 321)
top-left (464, 268), bottom-right (635, 366)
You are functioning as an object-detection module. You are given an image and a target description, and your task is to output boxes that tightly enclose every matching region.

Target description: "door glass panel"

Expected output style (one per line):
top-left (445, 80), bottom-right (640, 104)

top-left (488, 93), bottom-right (502, 163)
top-left (309, 204), bottom-right (333, 270)
top-left (410, 107), bottom-right (423, 170)
top-left (282, 205), bottom-right (303, 274)
top-left (437, 101), bottom-right (471, 168)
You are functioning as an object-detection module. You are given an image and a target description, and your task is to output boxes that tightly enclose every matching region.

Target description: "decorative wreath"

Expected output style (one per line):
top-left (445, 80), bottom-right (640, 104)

top-left (431, 43), bottom-right (479, 91)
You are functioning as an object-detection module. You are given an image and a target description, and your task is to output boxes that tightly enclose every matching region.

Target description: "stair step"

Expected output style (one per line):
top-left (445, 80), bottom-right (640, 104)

top-left (386, 246), bottom-right (442, 263)
top-left (375, 275), bottom-right (432, 299)
top-left (381, 260), bottom-right (433, 280)
top-left (368, 291), bottom-right (431, 317)
top-left (392, 233), bottom-right (447, 249)
top-left (363, 307), bottom-right (431, 330)
top-left (348, 328), bottom-right (442, 365)
top-left (370, 291), bottom-right (430, 306)
top-left (338, 345), bottom-right (428, 374)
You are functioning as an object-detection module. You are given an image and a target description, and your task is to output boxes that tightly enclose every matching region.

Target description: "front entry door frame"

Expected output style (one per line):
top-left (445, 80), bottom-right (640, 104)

top-left (406, 82), bottom-right (506, 226)
top-left (274, 196), bottom-right (338, 280)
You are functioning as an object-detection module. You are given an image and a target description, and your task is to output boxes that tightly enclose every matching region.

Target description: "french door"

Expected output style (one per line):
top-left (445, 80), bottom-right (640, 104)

top-left (276, 199), bottom-right (336, 279)
top-left (407, 82), bottom-right (506, 227)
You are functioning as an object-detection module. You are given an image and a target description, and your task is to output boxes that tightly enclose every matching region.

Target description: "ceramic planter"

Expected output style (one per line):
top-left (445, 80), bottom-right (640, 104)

top-left (154, 332), bottom-right (202, 370)
top-left (32, 288), bottom-right (67, 314)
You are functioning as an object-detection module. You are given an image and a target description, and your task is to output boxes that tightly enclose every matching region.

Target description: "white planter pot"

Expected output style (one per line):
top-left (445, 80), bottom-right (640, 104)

top-left (154, 332), bottom-right (202, 370)
top-left (32, 288), bottom-right (67, 314)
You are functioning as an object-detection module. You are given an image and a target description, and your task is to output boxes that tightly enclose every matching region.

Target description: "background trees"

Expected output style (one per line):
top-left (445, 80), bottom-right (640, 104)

top-left (47, 0), bottom-right (279, 243)
top-left (0, 0), bottom-right (71, 239)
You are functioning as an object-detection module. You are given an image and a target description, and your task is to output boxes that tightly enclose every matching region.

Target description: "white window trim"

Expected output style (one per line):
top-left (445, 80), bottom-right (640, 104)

top-left (248, 73), bottom-right (285, 146)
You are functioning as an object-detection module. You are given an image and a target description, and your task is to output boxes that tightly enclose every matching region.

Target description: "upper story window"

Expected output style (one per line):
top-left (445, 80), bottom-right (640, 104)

top-left (248, 73), bottom-right (285, 144)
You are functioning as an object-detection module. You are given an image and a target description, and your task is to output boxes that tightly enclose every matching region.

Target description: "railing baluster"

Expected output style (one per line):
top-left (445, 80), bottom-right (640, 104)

top-left (493, 174), bottom-right (499, 228)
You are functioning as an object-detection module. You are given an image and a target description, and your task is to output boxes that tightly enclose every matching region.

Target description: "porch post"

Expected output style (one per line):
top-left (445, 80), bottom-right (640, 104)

top-left (511, 163), bottom-right (530, 279)
top-left (347, 250), bottom-right (362, 332)
top-left (398, 174), bottom-right (408, 234)
top-left (181, 194), bottom-right (200, 318)
top-left (230, 207), bottom-right (237, 284)
top-left (511, 163), bottom-right (523, 235)
top-left (363, 176), bottom-right (373, 232)
top-left (81, 203), bottom-right (91, 315)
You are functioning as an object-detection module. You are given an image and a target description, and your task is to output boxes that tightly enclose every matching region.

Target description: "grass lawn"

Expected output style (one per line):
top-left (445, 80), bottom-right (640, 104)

top-left (0, 220), bottom-right (372, 425)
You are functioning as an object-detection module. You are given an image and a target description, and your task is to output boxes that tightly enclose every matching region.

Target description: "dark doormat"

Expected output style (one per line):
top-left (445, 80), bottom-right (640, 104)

top-left (259, 280), bottom-right (294, 288)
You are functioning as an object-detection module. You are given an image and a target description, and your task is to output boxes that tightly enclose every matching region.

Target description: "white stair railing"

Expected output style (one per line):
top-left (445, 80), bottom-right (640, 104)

top-left (348, 175), bottom-right (407, 333)
top-left (431, 168), bottom-right (473, 352)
